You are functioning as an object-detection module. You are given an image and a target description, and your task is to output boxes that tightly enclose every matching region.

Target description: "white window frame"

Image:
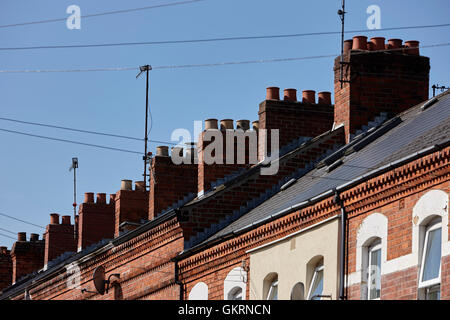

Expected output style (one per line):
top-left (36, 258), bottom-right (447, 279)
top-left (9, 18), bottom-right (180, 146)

top-left (224, 267), bottom-right (247, 300)
top-left (266, 280), bottom-right (278, 300)
top-left (367, 241), bottom-right (382, 300)
top-left (425, 284), bottom-right (441, 300)
top-left (307, 265), bottom-right (324, 300)
top-left (418, 219), bottom-right (442, 289)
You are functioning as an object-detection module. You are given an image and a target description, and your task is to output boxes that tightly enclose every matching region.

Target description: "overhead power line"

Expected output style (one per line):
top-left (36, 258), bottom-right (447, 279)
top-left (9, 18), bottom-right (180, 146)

top-left (0, 42), bottom-right (449, 74)
top-left (0, 227), bottom-right (16, 235)
top-left (0, 0), bottom-right (206, 29)
top-left (0, 23), bottom-right (449, 51)
top-left (0, 232), bottom-right (16, 241)
top-left (0, 127), bottom-right (142, 154)
top-left (0, 116), bottom-right (174, 145)
top-left (0, 212), bottom-right (45, 229)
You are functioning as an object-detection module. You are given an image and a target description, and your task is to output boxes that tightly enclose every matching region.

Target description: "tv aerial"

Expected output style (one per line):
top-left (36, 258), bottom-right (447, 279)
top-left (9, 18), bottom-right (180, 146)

top-left (92, 266), bottom-right (120, 295)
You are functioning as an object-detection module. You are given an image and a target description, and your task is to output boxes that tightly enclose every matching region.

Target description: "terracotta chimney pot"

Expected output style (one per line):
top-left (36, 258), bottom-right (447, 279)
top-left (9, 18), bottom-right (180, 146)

top-left (352, 36), bottom-right (368, 50)
top-left (388, 38), bottom-right (403, 51)
top-left (318, 91), bottom-right (332, 105)
top-left (370, 37), bottom-right (385, 51)
top-left (283, 88), bottom-right (297, 102)
top-left (156, 146), bottom-right (169, 157)
top-left (343, 39), bottom-right (353, 54)
top-left (121, 180), bottom-right (133, 191)
top-left (84, 192), bottom-right (94, 203)
top-left (220, 119), bottom-right (234, 130)
top-left (266, 87), bottom-right (280, 100)
top-left (404, 40), bottom-right (420, 55)
top-left (252, 121), bottom-right (259, 131)
top-left (236, 120), bottom-right (250, 130)
top-left (97, 193), bottom-right (106, 204)
top-left (61, 216), bottom-right (71, 225)
top-left (302, 90), bottom-right (316, 104)
top-left (50, 213), bottom-right (60, 225)
top-left (204, 119), bottom-right (218, 130)
top-left (17, 232), bottom-right (26, 242)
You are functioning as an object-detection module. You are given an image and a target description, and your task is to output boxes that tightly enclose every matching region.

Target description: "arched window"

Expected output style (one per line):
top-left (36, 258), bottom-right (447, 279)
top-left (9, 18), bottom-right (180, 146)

top-left (413, 190), bottom-right (448, 300)
top-left (307, 264), bottom-right (324, 300)
top-left (263, 273), bottom-right (278, 300)
top-left (367, 239), bottom-right (382, 300)
top-left (227, 286), bottom-right (243, 300)
top-left (189, 282), bottom-right (208, 300)
top-left (419, 218), bottom-right (442, 300)
top-left (356, 213), bottom-right (387, 300)
top-left (224, 267), bottom-right (247, 300)
top-left (290, 282), bottom-right (305, 300)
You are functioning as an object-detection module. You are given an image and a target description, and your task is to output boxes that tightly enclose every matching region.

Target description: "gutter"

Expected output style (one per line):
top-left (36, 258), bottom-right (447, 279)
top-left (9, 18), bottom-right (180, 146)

top-left (173, 259), bottom-right (183, 300)
top-left (334, 189), bottom-right (347, 300)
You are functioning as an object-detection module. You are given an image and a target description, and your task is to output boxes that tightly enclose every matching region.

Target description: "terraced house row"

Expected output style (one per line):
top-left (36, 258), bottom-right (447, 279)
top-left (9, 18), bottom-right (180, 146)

top-left (0, 35), bottom-right (449, 300)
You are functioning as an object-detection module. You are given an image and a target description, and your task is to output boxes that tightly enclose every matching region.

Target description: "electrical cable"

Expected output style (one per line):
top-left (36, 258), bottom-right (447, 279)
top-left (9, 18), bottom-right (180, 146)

top-left (0, 42), bottom-right (449, 74)
top-left (0, 233), bottom-right (16, 241)
top-left (0, 127), bottom-right (143, 154)
top-left (0, 227), bottom-right (16, 235)
top-left (0, 0), bottom-right (206, 29)
top-left (0, 116), bottom-right (174, 144)
top-left (0, 212), bottom-right (45, 229)
top-left (0, 22), bottom-right (449, 51)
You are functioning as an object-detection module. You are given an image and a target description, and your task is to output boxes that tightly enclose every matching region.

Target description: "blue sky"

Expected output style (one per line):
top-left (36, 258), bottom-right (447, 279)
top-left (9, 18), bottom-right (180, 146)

top-left (0, 0), bottom-right (449, 248)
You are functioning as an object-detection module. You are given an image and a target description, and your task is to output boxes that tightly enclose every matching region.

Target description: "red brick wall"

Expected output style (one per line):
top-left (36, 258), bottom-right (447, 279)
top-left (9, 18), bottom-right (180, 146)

top-left (0, 247), bottom-right (12, 292)
top-left (11, 239), bottom-right (45, 283)
top-left (441, 255), bottom-right (450, 300)
top-left (78, 194), bottom-right (115, 250)
top-left (114, 189), bottom-right (149, 237)
top-left (44, 222), bottom-right (76, 266)
top-left (258, 99), bottom-right (334, 158)
top-left (198, 129), bottom-right (252, 194)
top-left (149, 155), bottom-right (197, 220)
top-left (334, 50), bottom-right (430, 141)
top-left (381, 266), bottom-right (418, 300)
top-left (345, 149), bottom-right (449, 299)
top-left (25, 218), bottom-right (183, 301)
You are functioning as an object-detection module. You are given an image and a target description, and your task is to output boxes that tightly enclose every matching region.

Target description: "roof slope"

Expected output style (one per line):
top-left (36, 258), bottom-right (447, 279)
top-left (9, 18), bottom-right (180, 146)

top-left (205, 91), bottom-right (450, 241)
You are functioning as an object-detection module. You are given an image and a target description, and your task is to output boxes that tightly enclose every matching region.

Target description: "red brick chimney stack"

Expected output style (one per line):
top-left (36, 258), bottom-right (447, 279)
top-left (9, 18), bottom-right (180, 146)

top-left (0, 246), bottom-right (12, 291)
top-left (198, 118), bottom-right (255, 195)
top-left (44, 214), bottom-right (76, 267)
top-left (78, 192), bottom-right (115, 250)
top-left (148, 146), bottom-right (198, 220)
top-left (334, 35), bottom-right (429, 142)
top-left (10, 232), bottom-right (45, 284)
top-left (115, 180), bottom-right (149, 237)
top-left (258, 86), bottom-right (335, 161)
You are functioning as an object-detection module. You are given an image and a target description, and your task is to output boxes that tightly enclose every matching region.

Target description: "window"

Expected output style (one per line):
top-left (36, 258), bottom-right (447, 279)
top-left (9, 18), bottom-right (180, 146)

top-left (290, 282), bottom-right (305, 300)
top-left (228, 287), bottom-right (243, 300)
top-left (367, 241), bottom-right (381, 300)
top-left (419, 219), bottom-right (441, 300)
top-left (224, 267), bottom-right (247, 300)
top-left (307, 265), bottom-right (324, 300)
top-left (189, 282), bottom-right (208, 300)
top-left (266, 280), bottom-right (278, 300)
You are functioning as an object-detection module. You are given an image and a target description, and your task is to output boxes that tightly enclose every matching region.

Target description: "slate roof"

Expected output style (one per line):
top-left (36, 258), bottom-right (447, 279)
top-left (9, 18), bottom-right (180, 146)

top-left (204, 91), bottom-right (450, 242)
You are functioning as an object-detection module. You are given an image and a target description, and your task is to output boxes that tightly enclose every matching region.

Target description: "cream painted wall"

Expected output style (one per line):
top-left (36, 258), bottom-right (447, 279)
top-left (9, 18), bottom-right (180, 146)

top-left (249, 217), bottom-right (340, 300)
